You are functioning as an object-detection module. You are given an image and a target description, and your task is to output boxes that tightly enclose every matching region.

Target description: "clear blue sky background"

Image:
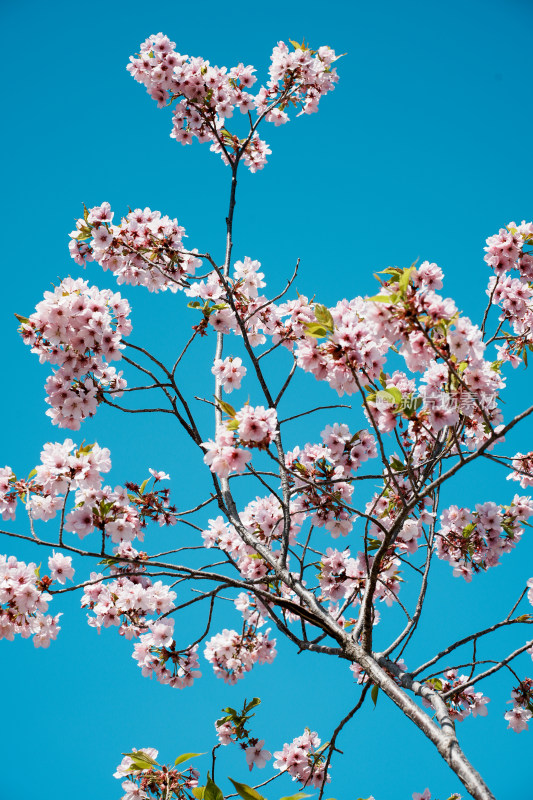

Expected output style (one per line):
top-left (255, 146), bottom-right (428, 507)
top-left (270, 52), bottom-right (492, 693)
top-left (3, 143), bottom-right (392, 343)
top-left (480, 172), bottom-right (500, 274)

top-left (1, 1), bottom-right (533, 798)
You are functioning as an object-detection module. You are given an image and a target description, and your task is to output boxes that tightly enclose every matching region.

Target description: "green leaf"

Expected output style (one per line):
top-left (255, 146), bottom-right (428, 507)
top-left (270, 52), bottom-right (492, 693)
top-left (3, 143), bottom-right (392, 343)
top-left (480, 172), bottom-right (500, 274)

top-left (314, 304), bottom-right (334, 332)
top-left (123, 751), bottom-right (159, 770)
top-left (187, 301), bottom-right (202, 309)
top-left (375, 389), bottom-right (399, 407)
top-left (175, 752), bottom-right (205, 767)
top-left (398, 265), bottom-right (415, 295)
top-left (280, 794), bottom-right (313, 800)
top-left (27, 468), bottom-right (37, 480)
top-left (371, 684), bottom-right (379, 706)
top-left (390, 458), bottom-right (404, 471)
top-left (192, 788), bottom-right (205, 799)
top-left (244, 697), bottom-right (261, 711)
top-left (385, 386), bottom-right (402, 404)
top-left (14, 313), bottom-right (29, 325)
top-left (229, 778), bottom-right (267, 800)
top-left (366, 294), bottom-right (391, 303)
top-left (303, 322), bottom-right (330, 338)
top-left (216, 398), bottom-right (237, 418)
top-left (204, 775), bottom-right (224, 800)
top-left (139, 478), bottom-right (150, 495)
top-left (226, 419), bottom-right (239, 431)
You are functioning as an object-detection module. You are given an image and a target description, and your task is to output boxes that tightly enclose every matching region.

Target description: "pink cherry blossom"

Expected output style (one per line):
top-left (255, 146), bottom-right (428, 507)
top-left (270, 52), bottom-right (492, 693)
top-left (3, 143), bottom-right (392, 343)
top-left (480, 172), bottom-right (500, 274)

top-left (245, 739), bottom-right (272, 770)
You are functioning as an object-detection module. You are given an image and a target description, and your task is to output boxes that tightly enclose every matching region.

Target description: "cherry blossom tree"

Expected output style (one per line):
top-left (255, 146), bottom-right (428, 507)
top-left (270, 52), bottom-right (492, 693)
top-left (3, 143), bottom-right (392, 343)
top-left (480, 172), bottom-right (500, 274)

top-left (2, 32), bottom-right (533, 800)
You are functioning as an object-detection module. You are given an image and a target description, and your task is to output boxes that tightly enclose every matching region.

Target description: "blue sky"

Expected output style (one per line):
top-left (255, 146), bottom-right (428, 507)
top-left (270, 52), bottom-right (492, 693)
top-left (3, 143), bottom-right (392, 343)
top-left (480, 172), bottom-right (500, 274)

top-left (1, 0), bottom-right (533, 798)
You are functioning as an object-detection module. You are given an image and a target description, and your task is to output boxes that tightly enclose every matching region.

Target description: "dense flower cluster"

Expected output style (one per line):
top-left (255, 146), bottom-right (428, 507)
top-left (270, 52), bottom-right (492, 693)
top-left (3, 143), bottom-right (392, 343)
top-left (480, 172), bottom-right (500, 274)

top-left (0, 439), bottom-right (175, 548)
top-left (0, 555), bottom-right (62, 647)
top-left (202, 493), bottom-right (302, 579)
top-left (203, 405), bottom-right (277, 478)
top-left (504, 679), bottom-right (533, 733)
top-left (425, 671), bottom-right (490, 722)
top-left (286, 424), bottom-right (377, 538)
top-left (484, 221), bottom-right (533, 277)
top-left (114, 747), bottom-right (200, 800)
top-left (126, 34), bottom-right (339, 171)
top-left (295, 297), bottom-right (388, 395)
top-left (437, 496), bottom-right (533, 580)
top-left (186, 256), bottom-right (272, 345)
top-left (82, 572), bottom-right (176, 635)
top-left (484, 221), bottom-right (533, 365)
top-left (70, 203), bottom-right (201, 294)
top-left (273, 729), bottom-right (330, 788)
top-left (132, 619), bottom-right (201, 689)
top-left (318, 546), bottom-right (396, 612)
top-left (211, 356), bottom-right (247, 393)
top-left (508, 452), bottom-right (533, 489)
top-left (19, 277), bottom-right (130, 429)
top-left (204, 625), bottom-right (276, 683)
top-left (0, 439), bottom-right (111, 523)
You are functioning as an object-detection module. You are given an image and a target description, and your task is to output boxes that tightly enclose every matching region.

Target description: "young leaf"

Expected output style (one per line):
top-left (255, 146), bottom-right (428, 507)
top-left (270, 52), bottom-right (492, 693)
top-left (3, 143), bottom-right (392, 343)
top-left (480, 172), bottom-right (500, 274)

top-left (229, 778), bottom-right (267, 800)
top-left (314, 303), bottom-right (334, 332)
top-left (175, 752), bottom-right (205, 767)
top-left (215, 398), bottom-right (237, 418)
top-left (385, 386), bottom-right (402, 405)
top-left (193, 788), bottom-right (205, 799)
top-left (375, 389), bottom-right (397, 407)
top-left (366, 294), bottom-right (391, 303)
top-left (123, 751), bottom-right (159, 770)
top-left (139, 478), bottom-right (150, 495)
top-left (303, 322), bottom-right (330, 338)
top-left (371, 684), bottom-right (379, 706)
top-left (204, 775), bottom-right (224, 800)
top-left (398, 265), bottom-right (415, 295)
top-left (280, 794), bottom-right (313, 800)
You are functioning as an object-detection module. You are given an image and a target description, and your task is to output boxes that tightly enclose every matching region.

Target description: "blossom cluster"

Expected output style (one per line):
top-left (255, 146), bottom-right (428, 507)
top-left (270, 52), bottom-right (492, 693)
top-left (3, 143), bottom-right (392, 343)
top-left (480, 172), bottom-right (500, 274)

top-left (211, 356), bottom-right (247, 393)
top-left (0, 439), bottom-right (111, 523)
top-left (186, 256), bottom-right (271, 345)
top-left (286, 424), bottom-right (377, 538)
top-left (132, 618), bottom-right (201, 689)
top-left (126, 34), bottom-right (339, 171)
top-left (202, 493), bottom-right (302, 580)
top-left (508, 451), bottom-right (533, 489)
top-left (202, 405), bottom-right (278, 478)
top-left (0, 555), bottom-right (62, 647)
top-left (0, 439), bottom-right (175, 547)
top-left (425, 670), bottom-right (490, 722)
top-left (70, 203), bottom-right (201, 294)
top-left (504, 679), bottom-right (533, 733)
top-left (81, 571), bottom-right (176, 636)
top-left (484, 221), bottom-right (533, 365)
top-left (363, 469), bottom-right (434, 561)
top-left (19, 277), bottom-right (130, 429)
top-left (80, 549), bottom-right (202, 689)
top-left (204, 625), bottom-right (276, 684)
top-left (273, 729), bottom-right (330, 788)
top-left (114, 747), bottom-right (200, 800)
top-left (319, 546), bottom-right (397, 611)
top-left (437, 496), bottom-right (533, 580)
